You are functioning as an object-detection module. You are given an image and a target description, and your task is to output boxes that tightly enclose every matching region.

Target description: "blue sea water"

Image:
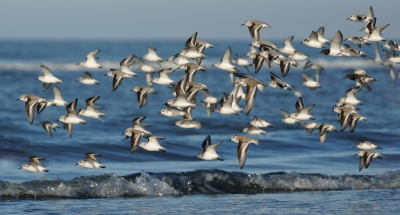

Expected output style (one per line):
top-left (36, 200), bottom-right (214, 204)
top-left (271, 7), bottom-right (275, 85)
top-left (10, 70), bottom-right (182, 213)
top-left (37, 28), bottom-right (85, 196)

top-left (0, 39), bottom-right (400, 213)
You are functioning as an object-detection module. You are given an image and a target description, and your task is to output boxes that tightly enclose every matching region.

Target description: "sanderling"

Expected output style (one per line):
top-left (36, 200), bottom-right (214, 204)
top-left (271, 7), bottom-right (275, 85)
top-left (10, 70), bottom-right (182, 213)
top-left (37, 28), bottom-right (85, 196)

top-left (338, 86), bottom-right (363, 105)
top-left (106, 69), bottom-right (134, 91)
top-left (241, 20), bottom-right (271, 41)
top-left (234, 72), bottom-right (265, 115)
top-left (167, 54), bottom-right (190, 66)
top-left (362, 17), bottom-right (390, 42)
top-left (355, 150), bottom-right (383, 171)
top-left (142, 47), bottom-right (163, 67)
top-left (346, 6), bottom-right (374, 22)
top-left (230, 135), bottom-right (259, 169)
top-left (268, 72), bottom-right (292, 90)
top-left (280, 109), bottom-right (300, 124)
top-left (152, 68), bottom-right (176, 85)
top-left (58, 98), bottom-right (87, 137)
top-left (79, 96), bottom-right (106, 122)
top-left (195, 135), bottom-right (223, 161)
top-left (132, 86), bottom-right (157, 108)
top-left (243, 124), bottom-right (266, 135)
top-left (19, 156), bottom-right (49, 172)
top-left (354, 140), bottom-right (382, 150)
top-left (76, 49), bottom-right (102, 69)
top-left (250, 116), bottom-right (273, 128)
top-left (132, 55), bottom-right (155, 86)
top-left (38, 65), bottom-right (62, 92)
top-left (17, 94), bottom-right (48, 124)
top-left (129, 129), bottom-right (147, 153)
top-left (232, 54), bottom-right (253, 73)
top-left (46, 85), bottom-right (67, 106)
top-left (288, 50), bottom-right (309, 61)
top-left (339, 44), bottom-right (367, 57)
top-left (304, 61), bottom-right (324, 82)
top-left (213, 47), bottom-right (240, 84)
top-left (160, 103), bottom-right (185, 118)
top-left (289, 97), bottom-right (315, 120)
top-left (318, 123), bottom-right (336, 144)
top-left (300, 122), bottom-right (321, 136)
top-left (301, 31), bottom-right (325, 48)
top-left (77, 71), bottom-right (100, 85)
top-left (319, 31), bottom-right (343, 56)
top-left (301, 72), bottom-right (321, 91)
top-left (344, 36), bottom-right (371, 48)
top-left (119, 55), bottom-right (138, 76)
top-left (39, 121), bottom-right (60, 137)
top-left (341, 110), bottom-right (368, 132)
top-left (316, 26), bottom-right (330, 44)
top-left (140, 135), bottom-right (166, 152)
top-left (344, 69), bottom-right (376, 91)
top-left (279, 35), bottom-right (296, 55)
top-left (75, 153), bottom-right (106, 168)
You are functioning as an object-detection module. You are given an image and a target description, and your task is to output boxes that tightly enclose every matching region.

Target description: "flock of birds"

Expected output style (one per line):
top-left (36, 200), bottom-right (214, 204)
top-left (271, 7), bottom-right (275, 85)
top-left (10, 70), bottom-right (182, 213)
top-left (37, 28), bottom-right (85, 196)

top-left (16, 6), bottom-right (397, 173)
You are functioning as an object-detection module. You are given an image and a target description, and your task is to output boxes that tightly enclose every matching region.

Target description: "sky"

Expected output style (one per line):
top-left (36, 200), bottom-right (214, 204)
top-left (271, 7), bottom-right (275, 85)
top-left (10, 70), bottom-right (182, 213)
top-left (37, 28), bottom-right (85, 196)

top-left (1, 0), bottom-right (399, 41)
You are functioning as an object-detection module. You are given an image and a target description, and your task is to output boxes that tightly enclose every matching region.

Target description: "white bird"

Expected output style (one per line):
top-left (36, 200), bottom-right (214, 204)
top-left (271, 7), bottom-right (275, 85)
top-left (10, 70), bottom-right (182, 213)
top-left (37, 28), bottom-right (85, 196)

top-left (362, 18), bottom-right (390, 42)
top-left (75, 153), bottom-right (106, 169)
top-left (195, 135), bottom-right (223, 161)
top-left (320, 31), bottom-right (343, 56)
top-left (338, 86), bottom-right (362, 105)
top-left (139, 135), bottom-right (166, 152)
top-left (213, 47), bottom-right (240, 84)
top-left (300, 122), bottom-right (321, 136)
top-left (301, 72), bottom-right (322, 91)
top-left (167, 54), bottom-right (190, 66)
top-left (142, 47), bottom-right (163, 66)
top-left (39, 121), bottom-right (60, 137)
top-left (301, 31), bottom-right (325, 48)
top-left (76, 49), bottom-right (102, 69)
top-left (241, 20), bottom-right (271, 41)
top-left (230, 135), bottom-right (259, 169)
top-left (243, 124), bottom-right (267, 135)
top-left (37, 65), bottom-right (62, 92)
top-left (316, 26), bottom-right (330, 44)
top-left (119, 55), bottom-right (138, 76)
top-left (77, 72), bottom-right (100, 85)
top-left (268, 72), bottom-right (292, 90)
top-left (19, 156), bottom-right (49, 172)
top-left (249, 116), bottom-right (273, 128)
top-left (354, 140), bottom-right (382, 150)
top-left (46, 85), bottom-right (68, 106)
top-left (106, 69), bottom-right (134, 91)
top-left (132, 55), bottom-right (155, 86)
top-left (132, 86), bottom-right (157, 108)
top-left (355, 150), bottom-right (383, 171)
top-left (279, 35), bottom-right (296, 55)
top-left (318, 123), bottom-right (336, 144)
top-left (79, 96), bottom-right (106, 122)
top-left (289, 97), bottom-right (315, 120)
top-left (346, 6), bottom-right (374, 22)
top-left (151, 68), bottom-right (176, 85)
top-left (17, 94), bottom-right (48, 124)
top-left (280, 109), bottom-right (300, 124)
top-left (232, 55), bottom-right (253, 73)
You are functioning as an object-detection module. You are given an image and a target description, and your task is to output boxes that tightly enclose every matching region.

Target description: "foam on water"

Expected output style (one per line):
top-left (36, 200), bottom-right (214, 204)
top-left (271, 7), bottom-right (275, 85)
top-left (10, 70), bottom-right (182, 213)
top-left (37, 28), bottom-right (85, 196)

top-left (1, 169), bottom-right (400, 199)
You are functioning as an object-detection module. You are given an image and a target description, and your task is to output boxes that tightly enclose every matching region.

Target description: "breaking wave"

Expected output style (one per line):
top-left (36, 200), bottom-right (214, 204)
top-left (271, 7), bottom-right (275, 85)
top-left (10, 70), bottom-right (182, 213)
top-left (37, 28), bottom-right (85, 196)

top-left (1, 169), bottom-right (400, 199)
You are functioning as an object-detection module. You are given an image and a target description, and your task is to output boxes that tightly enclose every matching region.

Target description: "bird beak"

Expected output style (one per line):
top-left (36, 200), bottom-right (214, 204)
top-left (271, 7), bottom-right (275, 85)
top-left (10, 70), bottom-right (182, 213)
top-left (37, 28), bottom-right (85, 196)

top-left (16, 98), bottom-right (20, 101)
top-left (193, 156), bottom-right (197, 158)
top-left (74, 163), bottom-right (79, 166)
top-left (18, 167), bottom-right (22, 170)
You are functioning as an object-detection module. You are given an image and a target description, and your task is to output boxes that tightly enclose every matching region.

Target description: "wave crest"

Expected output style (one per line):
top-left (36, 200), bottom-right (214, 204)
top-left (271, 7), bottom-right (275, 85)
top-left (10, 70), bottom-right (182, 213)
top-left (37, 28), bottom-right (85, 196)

top-left (1, 169), bottom-right (400, 199)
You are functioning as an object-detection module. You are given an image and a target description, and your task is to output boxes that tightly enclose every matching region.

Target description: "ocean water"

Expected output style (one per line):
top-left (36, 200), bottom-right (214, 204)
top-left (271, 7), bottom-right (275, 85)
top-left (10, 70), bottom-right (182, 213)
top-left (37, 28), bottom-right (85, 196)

top-left (1, 39), bottom-right (400, 213)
